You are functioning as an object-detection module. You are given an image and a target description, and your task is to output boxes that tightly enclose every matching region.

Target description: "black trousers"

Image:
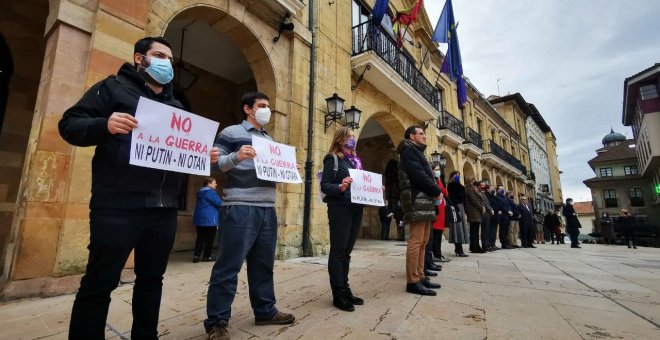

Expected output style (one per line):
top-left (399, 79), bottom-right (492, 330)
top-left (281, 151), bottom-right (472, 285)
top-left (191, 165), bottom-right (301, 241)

top-left (568, 228), bottom-right (580, 246)
top-left (327, 204), bottom-right (363, 298)
top-left (69, 208), bottom-right (177, 340)
top-left (381, 220), bottom-right (391, 240)
top-left (469, 222), bottom-right (481, 251)
top-left (424, 226), bottom-right (435, 268)
top-left (194, 226), bottom-right (217, 258)
top-left (431, 228), bottom-right (443, 258)
top-left (625, 230), bottom-right (637, 247)
top-left (481, 214), bottom-right (491, 249)
top-left (520, 222), bottom-right (534, 247)
top-left (489, 215), bottom-right (499, 247)
top-left (499, 218), bottom-right (510, 247)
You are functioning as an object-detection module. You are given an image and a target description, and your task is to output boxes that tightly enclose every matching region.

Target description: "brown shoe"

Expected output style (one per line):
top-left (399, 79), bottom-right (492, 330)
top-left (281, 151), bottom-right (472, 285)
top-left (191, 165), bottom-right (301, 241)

top-left (207, 320), bottom-right (229, 340)
top-left (255, 311), bottom-right (295, 325)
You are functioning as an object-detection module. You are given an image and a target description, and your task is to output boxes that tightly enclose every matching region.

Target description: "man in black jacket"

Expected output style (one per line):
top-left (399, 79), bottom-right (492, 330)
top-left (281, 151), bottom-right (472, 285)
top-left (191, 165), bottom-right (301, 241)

top-left (517, 197), bottom-right (535, 248)
top-left (59, 37), bottom-right (214, 340)
top-left (379, 200), bottom-right (394, 240)
top-left (398, 126), bottom-right (441, 296)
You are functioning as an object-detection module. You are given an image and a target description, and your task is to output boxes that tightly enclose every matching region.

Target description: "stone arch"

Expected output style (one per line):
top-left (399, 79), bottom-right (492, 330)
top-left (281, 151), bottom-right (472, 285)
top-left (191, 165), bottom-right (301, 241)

top-left (441, 151), bottom-right (455, 183)
top-left (462, 161), bottom-right (476, 184)
top-left (154, 3), bottom-right (279, 109)
top-left (481, 169), bottom-right (490, 184)
top-left (507, 179), bottom-right (515, 193)
top-left (356, 111), bottom-right (406, 147)
top-left (495, 175), bottom-right (504, 187)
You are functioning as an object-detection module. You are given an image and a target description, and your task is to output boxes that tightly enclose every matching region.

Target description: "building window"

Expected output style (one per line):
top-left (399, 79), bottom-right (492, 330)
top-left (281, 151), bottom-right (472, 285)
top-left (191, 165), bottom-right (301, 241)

top-left (624, 165), bottom-right (638, 176)
top-left (599, 168), bottom-right (613, 177)
top-left (628, 188), bottom-right (644, 207)
top-left (640, 84), bottom-right (659, 100)
top-left (603, 189), bottom-right (617, 208)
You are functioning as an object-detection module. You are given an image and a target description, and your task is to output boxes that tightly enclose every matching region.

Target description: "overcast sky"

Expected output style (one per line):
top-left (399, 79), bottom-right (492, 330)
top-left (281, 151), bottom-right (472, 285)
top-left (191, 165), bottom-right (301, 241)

top-left (425, 0), bottom-right (660, 202)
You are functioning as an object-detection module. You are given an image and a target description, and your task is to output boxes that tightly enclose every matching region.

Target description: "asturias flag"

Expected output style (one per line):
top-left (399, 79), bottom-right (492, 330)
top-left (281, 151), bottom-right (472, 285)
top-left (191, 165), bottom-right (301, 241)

top-left (432, 0), bottom-right (467, 107)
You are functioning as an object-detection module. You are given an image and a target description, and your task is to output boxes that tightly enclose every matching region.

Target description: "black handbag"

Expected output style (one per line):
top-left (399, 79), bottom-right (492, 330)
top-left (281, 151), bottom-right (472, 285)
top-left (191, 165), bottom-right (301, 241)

top-left (445, 197), bottom-right (462, 224)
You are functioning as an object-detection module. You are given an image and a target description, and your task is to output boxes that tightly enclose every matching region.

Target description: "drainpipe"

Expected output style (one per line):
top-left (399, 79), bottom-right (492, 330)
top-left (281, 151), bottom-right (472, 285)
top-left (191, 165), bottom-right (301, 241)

top-left (302, 0), bottom-right (316, 257)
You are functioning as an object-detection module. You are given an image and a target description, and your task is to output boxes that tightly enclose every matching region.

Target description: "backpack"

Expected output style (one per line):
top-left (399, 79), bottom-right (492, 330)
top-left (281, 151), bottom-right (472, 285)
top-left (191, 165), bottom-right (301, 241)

top-left (316, 153), bottom-right (339, 200)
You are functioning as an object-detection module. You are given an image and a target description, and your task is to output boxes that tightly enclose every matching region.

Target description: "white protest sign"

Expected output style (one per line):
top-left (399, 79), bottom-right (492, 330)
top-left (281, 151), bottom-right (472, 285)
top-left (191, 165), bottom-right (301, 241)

top-left (348, 169), bottom-right (385, 206)
top-left (252, 135), bottom-right (302, 184)
top-left (130, 97), bottom-right (219, 176)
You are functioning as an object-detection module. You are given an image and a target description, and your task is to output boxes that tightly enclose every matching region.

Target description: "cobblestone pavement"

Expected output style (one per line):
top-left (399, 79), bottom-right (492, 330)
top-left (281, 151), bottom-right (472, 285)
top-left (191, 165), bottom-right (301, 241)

top-left (1, 239), bottom-right (659, 339)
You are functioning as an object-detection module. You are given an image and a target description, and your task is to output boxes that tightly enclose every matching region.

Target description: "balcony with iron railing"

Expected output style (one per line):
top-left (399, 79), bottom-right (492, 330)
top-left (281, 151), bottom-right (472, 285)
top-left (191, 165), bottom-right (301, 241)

top-left (464, 127), bottom-right (483, 149)
top-left (437, 110), bottom-right (464, 137)
top-left (351, 20), bottom-right (440, 121)
top-left (483, 139), bottom-right (525, 175)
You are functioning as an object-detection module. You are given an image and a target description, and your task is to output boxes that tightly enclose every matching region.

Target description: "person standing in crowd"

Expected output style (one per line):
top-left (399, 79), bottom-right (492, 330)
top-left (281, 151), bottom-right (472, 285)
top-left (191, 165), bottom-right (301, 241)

top-left (398, 126), bottom-right (442, 296)
top-left (321, 127), bottom-right (366, 312)
top-left (507, 192), bottom-right (521, 248)
top-left (464, 178), bottom-right (485, 254)
top-left (379, 200), bottom-right (394, 241)
top-left (533, 209), bottom-right (545, 244)
top-left (192, 177), bottom-right (223, 263)
top-left (59, 37), bottom-right (194, 339)
top-left (447, 170), bottom-right (470, 256)
top-left (431, 166), bottom-right (451, 262)
top-left (486, 186), bottom-right (501, 250)
top-left (478, 182), bottom-right (495, 251)
top-left (544, 210), bottom-right (561, 245)
top-left (205, 92), bottom-right (295, 339)
top-left (424, 165), bottom-right (448, 274)
top-left (517, 197), bottom-right (535, 248)
top-left (599, 212), bottom-right (615, 246)
top-left (620, 209), bottom-right (637, 249)
top-left (495, 185), bottom-right (513, 249)
top-left (562, 198), bottom-right (582, 248)
top-left (394, 201), bottom-right (405, 241)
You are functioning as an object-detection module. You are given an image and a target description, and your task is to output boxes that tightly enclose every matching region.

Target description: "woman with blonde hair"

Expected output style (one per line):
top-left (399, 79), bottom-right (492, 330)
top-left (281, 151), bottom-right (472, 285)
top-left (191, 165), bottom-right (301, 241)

top-left (320, 127), bottom-right (364, 312)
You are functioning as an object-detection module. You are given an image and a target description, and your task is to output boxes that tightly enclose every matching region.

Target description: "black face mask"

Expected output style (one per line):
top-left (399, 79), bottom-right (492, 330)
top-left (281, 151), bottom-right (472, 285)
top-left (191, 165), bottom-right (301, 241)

top-left (509, 196), bottom-right (514, 199)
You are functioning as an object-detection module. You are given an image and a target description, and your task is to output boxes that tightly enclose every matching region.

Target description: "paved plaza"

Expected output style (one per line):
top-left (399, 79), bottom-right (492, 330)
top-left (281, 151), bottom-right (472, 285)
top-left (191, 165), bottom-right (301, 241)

top-left (1, 239), bottom-right (659, 339)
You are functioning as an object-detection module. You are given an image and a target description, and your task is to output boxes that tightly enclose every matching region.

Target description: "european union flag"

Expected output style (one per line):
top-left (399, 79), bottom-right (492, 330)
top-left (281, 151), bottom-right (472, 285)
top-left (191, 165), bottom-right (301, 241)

top-left (433, 0), bottom-right (467, 107)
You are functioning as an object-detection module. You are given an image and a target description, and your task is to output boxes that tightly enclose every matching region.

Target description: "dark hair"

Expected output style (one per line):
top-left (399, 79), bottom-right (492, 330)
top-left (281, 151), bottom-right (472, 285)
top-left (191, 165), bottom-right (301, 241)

top-left (404, 125), bottom-right (422, 140)
top-left (134, 37), bottom-right (172, 56)
top-left (241, 92), bottom-right (270, 115)
top-left (205, 177), bottom-right (216, 186)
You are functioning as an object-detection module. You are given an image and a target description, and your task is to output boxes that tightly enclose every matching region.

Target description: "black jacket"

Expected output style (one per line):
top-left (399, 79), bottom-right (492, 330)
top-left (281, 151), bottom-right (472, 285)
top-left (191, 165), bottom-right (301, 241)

top-left (379, 205), bottom-right (393, 223)
top-left (397, 140), bottom-right (440, 223)
top-left (562, 204), bottom-right (582, 229)
top-left (320, 153), bottom-right (359, 206)
top-left (59, 63), bottom-right (185, 209)
top-left (447, 181), bottom-right (465, 205)
top-left (543, 213), bottom-right (560, 230)
top-left (517, 203), bottom-right (533, 228)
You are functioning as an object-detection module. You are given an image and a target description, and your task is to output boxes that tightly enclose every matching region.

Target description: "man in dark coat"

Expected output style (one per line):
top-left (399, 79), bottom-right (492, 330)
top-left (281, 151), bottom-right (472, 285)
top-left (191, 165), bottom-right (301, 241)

top-left (379, 200), bottom-right (394, 240)
top-left (59, 37), bottom-right (201, 339)
top-left (398, 125), bottom-right (441, 296)
top-left (544, 210), bottom-right (561, 244)
top-left (495, 185), bottom-right (513, 249)
top-left (517, 197), bottom-right (535, 248)
top-left (562, 198), bottom-right (582, 248)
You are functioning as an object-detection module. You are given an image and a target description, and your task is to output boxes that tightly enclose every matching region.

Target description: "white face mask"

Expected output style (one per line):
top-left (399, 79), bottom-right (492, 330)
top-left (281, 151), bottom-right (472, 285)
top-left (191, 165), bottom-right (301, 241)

top-left (434, 171), bottom-right (441, 178)
top-left (253, 107), bottom-right (271, 126)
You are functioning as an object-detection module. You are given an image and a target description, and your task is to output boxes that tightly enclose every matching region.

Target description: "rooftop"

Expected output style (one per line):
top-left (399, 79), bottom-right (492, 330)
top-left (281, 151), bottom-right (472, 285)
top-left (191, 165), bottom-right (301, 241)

top-left (573, 201), bottom-right (594, 214)
top-left (588, 139), bottom-right (637, 168)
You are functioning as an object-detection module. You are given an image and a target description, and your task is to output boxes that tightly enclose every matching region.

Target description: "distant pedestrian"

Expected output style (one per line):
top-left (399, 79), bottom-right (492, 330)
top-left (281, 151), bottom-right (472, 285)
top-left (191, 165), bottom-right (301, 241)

top-left (192, 177), bottom-right (222, 263)
top-left (464, 177), bottom-right (485, 253)
top-left (495, 185), bottom-right (513, 249)
top-left (447, 171), bottom-right (469, 256)
top-left (478, 182), bottom-right (495, 251)
top-left (485, 186), bottom-right (501, 250)
top-left (507, 191), bottom-right (521, 248)
top-left (562, 198), bottom-right (582, 248)
top-left (533, 209), bottom-right (545, 244)
top-left (544, 210), bottom-right (561, 244)
top-left (517, 197), bottom-right (535, 248)
top-left (379, 200), bottom-right (394, 240)
top-left (620, 209), bottom-right (636, 249)
top-left (394, 201), bottom-right (405, 241)
top-left (599, 212), bottom-right (615, 246)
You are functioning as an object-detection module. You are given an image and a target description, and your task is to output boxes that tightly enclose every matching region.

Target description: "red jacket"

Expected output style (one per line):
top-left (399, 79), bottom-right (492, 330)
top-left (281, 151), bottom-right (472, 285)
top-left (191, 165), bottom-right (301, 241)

top-left (433, 179), bottom-right (449, 230)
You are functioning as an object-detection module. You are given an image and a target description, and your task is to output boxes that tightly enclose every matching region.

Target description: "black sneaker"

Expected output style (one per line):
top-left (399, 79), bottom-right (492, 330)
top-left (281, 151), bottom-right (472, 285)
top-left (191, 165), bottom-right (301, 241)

top-left (406, 282), bottom-right (437, 296)
top-left (421, 277), bottom-right (441, 289)
top-left (207, 320), bottom-right (229, 340)
top-left (332, 295), bottom-right (355, 312)
top-left (255, 311), bottom-right (295, 325)
top-left (347, 290), bottom-right (364, 305)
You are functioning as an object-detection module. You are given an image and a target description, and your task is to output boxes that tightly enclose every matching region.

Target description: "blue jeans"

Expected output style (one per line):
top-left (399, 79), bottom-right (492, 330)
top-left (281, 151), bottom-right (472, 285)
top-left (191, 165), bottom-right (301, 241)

top-left (205, 205), bottom-right (278, 331)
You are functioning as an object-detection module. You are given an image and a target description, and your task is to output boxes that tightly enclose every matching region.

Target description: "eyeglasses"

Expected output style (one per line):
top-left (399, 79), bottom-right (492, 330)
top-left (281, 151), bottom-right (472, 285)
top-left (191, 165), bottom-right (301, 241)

top-left (141, 53), bottom-right (174, 64)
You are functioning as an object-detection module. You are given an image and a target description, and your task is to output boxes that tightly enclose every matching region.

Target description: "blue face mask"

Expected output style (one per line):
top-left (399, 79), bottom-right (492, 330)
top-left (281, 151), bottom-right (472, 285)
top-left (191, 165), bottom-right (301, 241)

top-left (142, 55), bottom-right (173, 84)
top-left (497, 189), bottom-right (505, 195)
top-left (454, 175), bottom-right (460, 182)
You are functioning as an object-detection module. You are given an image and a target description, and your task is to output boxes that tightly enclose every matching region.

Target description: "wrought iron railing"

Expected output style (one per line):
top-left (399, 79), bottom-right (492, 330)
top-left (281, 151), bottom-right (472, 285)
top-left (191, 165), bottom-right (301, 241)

top-left (464, 127), bottom-right (483, 149)
top-left (437, 110), bottom-right (464, 138)
top-left (483, 139), bottom-right (526, 173)
top-left (352, 21), bottom-right (440, 110)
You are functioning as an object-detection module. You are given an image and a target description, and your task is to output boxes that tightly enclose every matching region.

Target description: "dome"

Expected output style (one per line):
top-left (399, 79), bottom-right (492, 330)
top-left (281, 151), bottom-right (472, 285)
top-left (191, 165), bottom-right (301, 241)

top-left (602, 128), bottom-right (626, 147)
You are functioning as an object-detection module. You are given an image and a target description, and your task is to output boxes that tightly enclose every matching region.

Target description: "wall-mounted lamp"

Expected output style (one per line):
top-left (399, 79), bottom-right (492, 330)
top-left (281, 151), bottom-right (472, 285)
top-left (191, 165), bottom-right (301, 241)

top-left (273, 12), bottom-right (294, 42)
top-left (344, 105), bottom-right (362, 130)
top-left (430, 151), bottom-right (446, 168)
top-left (325, 93), bottom-right (345, 131)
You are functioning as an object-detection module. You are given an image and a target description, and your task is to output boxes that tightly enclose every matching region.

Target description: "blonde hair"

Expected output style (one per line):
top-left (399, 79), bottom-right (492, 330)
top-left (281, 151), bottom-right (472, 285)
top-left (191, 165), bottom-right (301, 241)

top-left (328, 126), bottom-right (354, 158)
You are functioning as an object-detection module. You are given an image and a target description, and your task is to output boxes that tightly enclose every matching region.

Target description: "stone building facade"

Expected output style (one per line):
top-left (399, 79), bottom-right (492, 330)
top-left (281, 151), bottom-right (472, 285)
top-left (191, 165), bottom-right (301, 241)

top-left (0, 0), bottom-right (562, 298)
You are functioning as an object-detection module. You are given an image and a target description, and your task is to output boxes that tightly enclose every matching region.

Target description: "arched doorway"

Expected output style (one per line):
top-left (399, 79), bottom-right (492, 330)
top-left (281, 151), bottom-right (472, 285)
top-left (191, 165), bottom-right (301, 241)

top-left (507, 180), bottom-right (515, 193)
top-left (495, 175), bottom-right (504, 187)
top-left (441, 151), bottom-right (455, 184)
top-left (481, 169), bottom-right (490, 184)
top-left (355, 115), bottom-right (402, 239)
top-left (162, 6), bottom-right (276, 251)
top-left (462, 162), bottom-right (475, 184)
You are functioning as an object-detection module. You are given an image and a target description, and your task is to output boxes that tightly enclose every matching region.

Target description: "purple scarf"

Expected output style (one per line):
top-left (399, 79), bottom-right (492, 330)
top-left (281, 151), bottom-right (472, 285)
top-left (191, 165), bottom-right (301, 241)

top-left (345, 153), bottom-right (363, 170)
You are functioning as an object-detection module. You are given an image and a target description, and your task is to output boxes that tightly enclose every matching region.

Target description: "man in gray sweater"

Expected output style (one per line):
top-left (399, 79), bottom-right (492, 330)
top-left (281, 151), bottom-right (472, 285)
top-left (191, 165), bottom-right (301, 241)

top-left (204, 92), bottom-right (295, 340)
